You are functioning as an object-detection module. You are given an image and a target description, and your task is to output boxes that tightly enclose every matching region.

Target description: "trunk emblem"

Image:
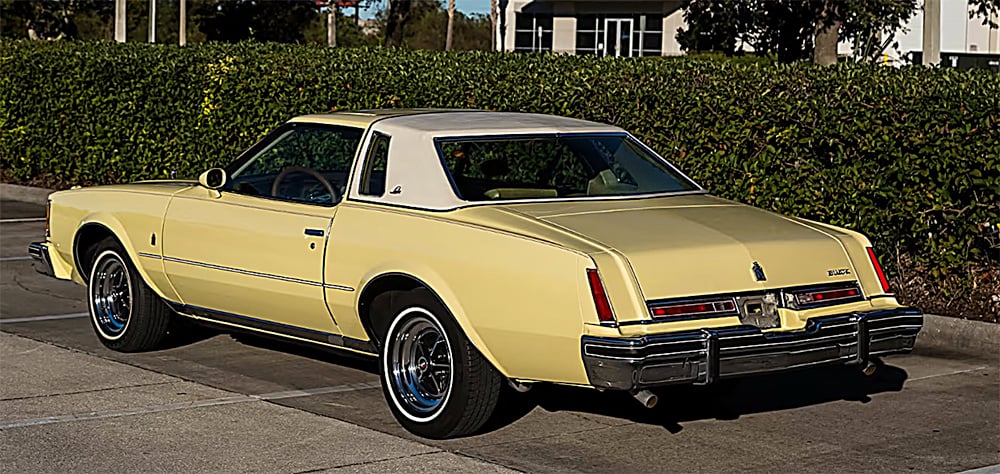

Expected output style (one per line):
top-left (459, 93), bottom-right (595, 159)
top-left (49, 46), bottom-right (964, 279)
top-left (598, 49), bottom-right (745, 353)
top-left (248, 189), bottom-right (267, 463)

top-left (752, 261), bottom-right (767, 281)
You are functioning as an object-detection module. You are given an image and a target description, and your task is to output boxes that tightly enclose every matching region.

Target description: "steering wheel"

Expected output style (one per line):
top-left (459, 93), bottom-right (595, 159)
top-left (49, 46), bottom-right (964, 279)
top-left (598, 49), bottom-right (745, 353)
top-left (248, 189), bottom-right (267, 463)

top-left (271, 166), bottom-right (339, 203)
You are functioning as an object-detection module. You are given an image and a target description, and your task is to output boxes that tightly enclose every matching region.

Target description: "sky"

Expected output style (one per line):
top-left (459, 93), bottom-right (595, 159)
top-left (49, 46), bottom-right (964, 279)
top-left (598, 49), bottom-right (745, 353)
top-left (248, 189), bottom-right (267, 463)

top-left (357, 0), bottom-right (491, 19)
top-left (454, 0), bottom-right (491, 15)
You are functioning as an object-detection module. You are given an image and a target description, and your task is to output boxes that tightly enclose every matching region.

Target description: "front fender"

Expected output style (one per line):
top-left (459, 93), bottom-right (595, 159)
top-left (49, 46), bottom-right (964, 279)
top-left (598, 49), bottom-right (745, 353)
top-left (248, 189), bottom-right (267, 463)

top-left (74, 212), bottom-right (179, 303)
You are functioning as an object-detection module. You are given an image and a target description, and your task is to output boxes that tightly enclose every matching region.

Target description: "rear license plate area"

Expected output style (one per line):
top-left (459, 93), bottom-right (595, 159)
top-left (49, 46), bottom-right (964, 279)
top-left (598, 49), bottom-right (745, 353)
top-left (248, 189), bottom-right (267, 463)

top-left (737, 294), bottom-right (780, 329)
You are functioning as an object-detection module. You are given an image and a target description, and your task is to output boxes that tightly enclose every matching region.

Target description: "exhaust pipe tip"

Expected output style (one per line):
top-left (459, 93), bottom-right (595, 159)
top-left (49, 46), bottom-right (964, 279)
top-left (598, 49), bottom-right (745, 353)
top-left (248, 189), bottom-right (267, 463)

top-left (507, 380), bottom-right (532, 393)
top-left (862, 361), bottom-right (878, 376)
top-left (632, 389), bottom-right (658, 409)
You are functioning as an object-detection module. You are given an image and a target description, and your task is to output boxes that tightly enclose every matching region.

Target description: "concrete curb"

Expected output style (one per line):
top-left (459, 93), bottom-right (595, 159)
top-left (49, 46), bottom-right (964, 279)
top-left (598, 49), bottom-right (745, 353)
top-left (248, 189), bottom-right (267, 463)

top-left (0, 183), bottom-right (53, 205)
top-left (917, 314), bottom-right (999, 360)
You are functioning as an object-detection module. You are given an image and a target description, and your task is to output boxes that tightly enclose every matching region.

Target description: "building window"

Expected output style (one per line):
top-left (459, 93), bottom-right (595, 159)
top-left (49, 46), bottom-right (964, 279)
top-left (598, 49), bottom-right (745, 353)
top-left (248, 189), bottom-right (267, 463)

top-left (575, 15), bottom-right (601, 55)
top-left (514, 13), bottom-right (553, 52)
top-left (576, 14), bottom-right (663, 57)
top-left (635, 14), bottom-right (663, 57)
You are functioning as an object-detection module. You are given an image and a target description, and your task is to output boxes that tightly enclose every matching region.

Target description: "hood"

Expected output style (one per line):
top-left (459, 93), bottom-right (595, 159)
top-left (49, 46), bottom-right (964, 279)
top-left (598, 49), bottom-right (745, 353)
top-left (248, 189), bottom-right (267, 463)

top-left (503, 195), bottom-right (858, 300)
top-left (55, 180), bottom-right (197, 198)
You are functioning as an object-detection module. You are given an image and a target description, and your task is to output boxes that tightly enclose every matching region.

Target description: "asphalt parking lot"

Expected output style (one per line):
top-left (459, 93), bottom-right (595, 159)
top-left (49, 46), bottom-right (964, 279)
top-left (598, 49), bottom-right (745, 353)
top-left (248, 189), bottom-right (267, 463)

top-left (2, 197), bottom-right (998, 473)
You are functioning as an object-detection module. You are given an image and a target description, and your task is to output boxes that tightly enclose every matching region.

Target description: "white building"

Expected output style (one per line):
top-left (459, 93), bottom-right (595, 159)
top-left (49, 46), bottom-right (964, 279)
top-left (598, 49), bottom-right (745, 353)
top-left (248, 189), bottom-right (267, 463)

top-left (497, 0), bottom-right (686, 56)
top-left (839, 0), bottom-right (1000, 65)
top-left (898, 0), bottom-right (999, 64)
top-left (500, 0), bottom-right (999, 67)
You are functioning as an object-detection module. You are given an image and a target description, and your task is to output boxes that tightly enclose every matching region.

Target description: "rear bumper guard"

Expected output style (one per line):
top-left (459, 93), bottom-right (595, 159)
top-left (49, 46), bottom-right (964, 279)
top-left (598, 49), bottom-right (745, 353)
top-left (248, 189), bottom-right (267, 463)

top-left (582, 307), bottom-right (922, 390)
top-left (28, 242), bottom-right (56, 278)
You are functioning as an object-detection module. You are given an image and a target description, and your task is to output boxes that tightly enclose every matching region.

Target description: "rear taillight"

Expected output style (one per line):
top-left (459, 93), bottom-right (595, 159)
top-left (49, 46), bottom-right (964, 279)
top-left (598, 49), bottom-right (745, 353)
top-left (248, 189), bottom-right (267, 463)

top-left (649, 298), bottom-right (738, 319)
top-left (784, 283), bottom-right (864, 309)
top-left (586, 269), bottom-right (615, 322)
top-left (866, 247), bottom-right (892, 293)
top-left (45, 200), bottom-right (51, 238)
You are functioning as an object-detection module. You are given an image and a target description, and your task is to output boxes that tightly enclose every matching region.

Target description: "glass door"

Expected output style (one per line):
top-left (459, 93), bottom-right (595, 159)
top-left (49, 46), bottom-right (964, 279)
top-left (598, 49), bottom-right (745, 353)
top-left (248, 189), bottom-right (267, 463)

top-left (603, 18), bottom-right (634, 57)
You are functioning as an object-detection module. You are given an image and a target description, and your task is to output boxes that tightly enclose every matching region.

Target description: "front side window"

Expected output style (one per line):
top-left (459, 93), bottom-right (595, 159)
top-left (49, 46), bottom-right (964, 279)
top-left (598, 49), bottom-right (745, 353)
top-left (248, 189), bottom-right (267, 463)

top-left (227, 125), bottom-right (363, 206)
top-left (438, 135), bottom-right (698, 202)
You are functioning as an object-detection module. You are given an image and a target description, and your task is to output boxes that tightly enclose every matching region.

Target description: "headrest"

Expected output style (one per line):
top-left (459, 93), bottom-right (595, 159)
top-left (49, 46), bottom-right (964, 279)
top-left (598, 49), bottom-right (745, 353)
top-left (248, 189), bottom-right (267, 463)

top-left (479, 159), bottom-right (509, 178)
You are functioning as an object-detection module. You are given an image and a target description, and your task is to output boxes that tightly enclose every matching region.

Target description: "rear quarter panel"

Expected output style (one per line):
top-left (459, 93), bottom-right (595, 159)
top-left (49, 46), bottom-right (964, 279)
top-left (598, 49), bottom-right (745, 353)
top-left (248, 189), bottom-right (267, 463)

top-left (325, 202), bottom-right (596, 385)
top-left (787, 217), bottom-right (898, 302)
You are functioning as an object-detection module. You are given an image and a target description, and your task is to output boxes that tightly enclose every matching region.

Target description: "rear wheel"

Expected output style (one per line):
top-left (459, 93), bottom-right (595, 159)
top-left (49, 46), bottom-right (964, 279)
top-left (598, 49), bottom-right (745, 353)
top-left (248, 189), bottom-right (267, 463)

top-left (88, 239), bottom-right (172, 352)
top-left (379, 289), bottom-right (501, 438)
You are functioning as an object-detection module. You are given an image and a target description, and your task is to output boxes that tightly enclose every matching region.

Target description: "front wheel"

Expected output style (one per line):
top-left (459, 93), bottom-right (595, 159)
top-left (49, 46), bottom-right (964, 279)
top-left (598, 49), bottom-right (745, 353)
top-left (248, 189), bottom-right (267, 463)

top-left (379, 290), bottom-right (501, 438)
top-left (88, 239), bottom-right (173, 352)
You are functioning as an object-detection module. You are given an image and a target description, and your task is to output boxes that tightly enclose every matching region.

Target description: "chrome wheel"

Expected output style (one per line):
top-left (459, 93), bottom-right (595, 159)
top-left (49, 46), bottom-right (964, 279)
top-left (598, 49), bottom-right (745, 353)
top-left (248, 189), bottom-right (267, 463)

top-left (385, 308), bottom-right (453, 422)
top-left (89, 251), bottom-right (132, 339)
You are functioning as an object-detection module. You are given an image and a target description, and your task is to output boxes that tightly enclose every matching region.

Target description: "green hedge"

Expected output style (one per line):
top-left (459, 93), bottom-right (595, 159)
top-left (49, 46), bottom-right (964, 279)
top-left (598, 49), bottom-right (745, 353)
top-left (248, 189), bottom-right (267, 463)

top-left (2, 40), bottom-right (998, 279)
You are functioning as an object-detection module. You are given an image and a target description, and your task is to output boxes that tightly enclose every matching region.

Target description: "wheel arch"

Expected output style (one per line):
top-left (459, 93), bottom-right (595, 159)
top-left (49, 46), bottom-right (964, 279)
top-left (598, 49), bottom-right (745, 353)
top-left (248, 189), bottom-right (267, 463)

top-left (73, 222), bottom-right (121, 282)
top-left (357, 271), bottom-right (511, 378)
top-left (72, 216), bottom-right (170, 301)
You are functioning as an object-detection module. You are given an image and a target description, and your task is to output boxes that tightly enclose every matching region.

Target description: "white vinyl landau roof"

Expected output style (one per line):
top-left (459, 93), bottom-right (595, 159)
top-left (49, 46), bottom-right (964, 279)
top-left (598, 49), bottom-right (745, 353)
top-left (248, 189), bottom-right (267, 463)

top-left (376, 111), bottom-right (624, 135)
top-left (337, 111), bottom-right (633, 211)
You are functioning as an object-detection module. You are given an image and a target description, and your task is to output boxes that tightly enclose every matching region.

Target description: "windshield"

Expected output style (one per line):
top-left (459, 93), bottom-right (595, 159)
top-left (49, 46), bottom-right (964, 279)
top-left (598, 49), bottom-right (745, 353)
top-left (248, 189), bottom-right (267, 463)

top-left (437, 134), bottom-right (699, 201)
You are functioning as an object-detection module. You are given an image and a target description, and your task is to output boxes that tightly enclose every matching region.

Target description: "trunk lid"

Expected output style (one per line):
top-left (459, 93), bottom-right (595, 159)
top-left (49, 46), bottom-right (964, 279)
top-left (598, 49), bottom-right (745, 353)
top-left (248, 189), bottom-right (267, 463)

top-left (504, 195), bottom-right (857, 300)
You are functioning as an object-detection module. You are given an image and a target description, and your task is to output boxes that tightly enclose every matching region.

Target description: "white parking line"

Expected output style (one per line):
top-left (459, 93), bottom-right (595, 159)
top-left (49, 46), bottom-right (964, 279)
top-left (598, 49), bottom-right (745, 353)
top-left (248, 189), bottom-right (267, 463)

top-left (956, 464), bottom-right (1000, 474)
top-left (255, 382), bottom-right (382, 400)
top-left (0, 381), bottom-right (382, 429)
top-left (0, 256), bottom-right (32, 262)
top-left (0, 217), bottom-right (46, 223)
top-left (908, 366), bottom-right (989, 382)
top-left (0, 394), bottom-right (256, 429)
top-left (0, 313), bottom-right (89, 324)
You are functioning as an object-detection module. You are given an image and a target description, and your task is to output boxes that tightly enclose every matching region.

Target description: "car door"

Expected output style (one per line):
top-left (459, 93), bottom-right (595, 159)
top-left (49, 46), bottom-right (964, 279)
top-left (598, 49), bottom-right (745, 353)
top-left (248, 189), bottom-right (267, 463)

top-left (161, 123), bottom-right (364, 338)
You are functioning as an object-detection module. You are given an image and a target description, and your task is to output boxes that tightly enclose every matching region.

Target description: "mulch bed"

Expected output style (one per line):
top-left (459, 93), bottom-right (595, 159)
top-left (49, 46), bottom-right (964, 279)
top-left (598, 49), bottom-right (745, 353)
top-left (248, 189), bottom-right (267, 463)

top-left (894, 256), bottom-right (998, 323)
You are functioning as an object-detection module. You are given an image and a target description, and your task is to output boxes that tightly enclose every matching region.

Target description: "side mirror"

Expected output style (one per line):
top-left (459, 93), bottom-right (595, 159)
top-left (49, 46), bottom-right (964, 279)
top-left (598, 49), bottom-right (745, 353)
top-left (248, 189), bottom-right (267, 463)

top-left (198, 168), bottom-right (227, 190)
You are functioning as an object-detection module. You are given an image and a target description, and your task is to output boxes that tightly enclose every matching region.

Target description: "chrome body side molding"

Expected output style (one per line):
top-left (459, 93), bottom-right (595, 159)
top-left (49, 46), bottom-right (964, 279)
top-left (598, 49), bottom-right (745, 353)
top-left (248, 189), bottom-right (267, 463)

top-left (167, 302), bottom-right (375, 355)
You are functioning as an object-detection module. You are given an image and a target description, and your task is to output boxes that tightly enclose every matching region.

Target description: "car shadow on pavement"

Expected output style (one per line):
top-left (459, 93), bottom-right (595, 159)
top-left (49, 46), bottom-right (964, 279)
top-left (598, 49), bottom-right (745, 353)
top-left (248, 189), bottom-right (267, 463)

top-left (486, 360), bottom-right (908, 435)
top-left (159, 320), bottom-right (221, 349)
top-left (229, 331), bottom-right (380, 374)
top-left (206, 330), bottom-right (909, 435)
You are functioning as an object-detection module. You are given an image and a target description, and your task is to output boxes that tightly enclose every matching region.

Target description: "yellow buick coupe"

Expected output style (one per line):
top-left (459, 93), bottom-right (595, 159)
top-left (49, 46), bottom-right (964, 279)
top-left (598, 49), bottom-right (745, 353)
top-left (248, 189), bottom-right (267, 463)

top-left (29, 110), bottom-right (922, 438)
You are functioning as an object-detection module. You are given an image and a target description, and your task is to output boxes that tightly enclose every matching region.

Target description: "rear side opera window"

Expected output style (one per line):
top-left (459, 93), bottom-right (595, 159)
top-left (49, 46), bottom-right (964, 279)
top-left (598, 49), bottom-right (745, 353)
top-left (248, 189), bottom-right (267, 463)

top-left (360, 133), bottom-right (390, 197)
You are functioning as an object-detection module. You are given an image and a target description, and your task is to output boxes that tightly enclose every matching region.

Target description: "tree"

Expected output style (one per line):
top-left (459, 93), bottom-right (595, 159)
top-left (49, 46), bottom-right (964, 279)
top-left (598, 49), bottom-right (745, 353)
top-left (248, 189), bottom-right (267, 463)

top-left (489, 0), bottom-right (497, 49)
top-left (389, 0), bottom-right (489, 50)
top-left (838, 0), bottom-right (918, 63)
top-left (196, 0), bottom-right (321, 43)
top-left (813, 0), bottom-right (840, 65)
top-left (445, 0), bottom-right (454, 50)
top-left (677, 0), bottom-right (815, 62)
top-left (305, 8), bottom-right (379, 47)
top-left (968, 0), bottom-right (1000, 27)
top-left (373, 0), bottom-right (488, 50)
top-left (675, 0), bottom-right (741, 54)
top-left (676, 0), bottom-right (919, 64)
top-left (383, 0), bottom-right (412, 47)
top-left (0, 0), bottom-right (112, 40)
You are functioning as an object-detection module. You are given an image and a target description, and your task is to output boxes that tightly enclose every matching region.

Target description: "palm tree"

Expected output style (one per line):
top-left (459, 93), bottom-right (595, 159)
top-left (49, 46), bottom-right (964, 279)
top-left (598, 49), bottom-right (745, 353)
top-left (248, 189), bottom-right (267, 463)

top-left (445, 0), bottom-right (455, 50)
top-left (490, 0), bottom-right (498, 50)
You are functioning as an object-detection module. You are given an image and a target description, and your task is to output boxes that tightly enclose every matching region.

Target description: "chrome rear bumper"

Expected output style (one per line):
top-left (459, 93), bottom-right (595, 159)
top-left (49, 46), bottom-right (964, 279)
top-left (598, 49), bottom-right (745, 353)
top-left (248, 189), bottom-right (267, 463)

top-left (582, 307), bottom-right (922, 390)
top-left (28, 242), bottom-right (56, 278)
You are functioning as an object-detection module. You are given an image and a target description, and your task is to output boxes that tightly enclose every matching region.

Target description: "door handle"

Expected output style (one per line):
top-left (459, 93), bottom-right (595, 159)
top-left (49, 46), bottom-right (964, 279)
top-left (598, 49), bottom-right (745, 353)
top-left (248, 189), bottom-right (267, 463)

top-left (304, 228), bottom-right (324, 237)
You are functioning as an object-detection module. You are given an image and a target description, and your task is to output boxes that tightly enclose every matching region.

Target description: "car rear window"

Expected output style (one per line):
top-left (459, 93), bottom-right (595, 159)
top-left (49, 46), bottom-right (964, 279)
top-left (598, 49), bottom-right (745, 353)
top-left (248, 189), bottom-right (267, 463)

top-left (437, 134), bottom-right (698, 201)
